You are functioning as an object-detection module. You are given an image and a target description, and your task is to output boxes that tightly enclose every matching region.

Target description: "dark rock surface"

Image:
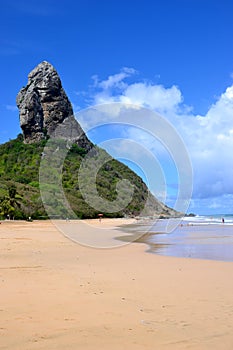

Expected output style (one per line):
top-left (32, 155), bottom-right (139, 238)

top-left (16, 61), bottom-right (91, 149)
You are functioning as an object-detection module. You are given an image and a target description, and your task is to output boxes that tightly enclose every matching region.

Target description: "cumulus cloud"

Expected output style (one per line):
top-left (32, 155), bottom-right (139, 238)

top-left (92, 69), bottom-right (182, 114)
top-left (76, 68), bottom-right (233, 214)
top-left (92, 67), bottom-right (137, 90)
top-left (119, 83), bottom-right (182, 113)
top-left (182, 86), bottom-right (233, 202)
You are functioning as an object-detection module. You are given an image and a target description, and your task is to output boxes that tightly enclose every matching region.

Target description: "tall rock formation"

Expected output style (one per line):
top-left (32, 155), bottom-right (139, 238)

top-left (14, 61), bottom-right (180, 219)
top-left (16, 61), bottom-right (91, 149)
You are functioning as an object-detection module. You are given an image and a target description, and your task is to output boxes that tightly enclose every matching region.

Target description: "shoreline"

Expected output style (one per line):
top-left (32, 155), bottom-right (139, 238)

top-left (116, 219), bottom-right (233, 262)
top-left (2, 217), bottom-right (233, 261)
top-left (1, 220), bottom-right (233, 349)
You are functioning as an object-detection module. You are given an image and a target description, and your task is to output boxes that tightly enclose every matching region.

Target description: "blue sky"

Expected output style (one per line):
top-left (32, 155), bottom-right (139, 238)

top-left (1, 0), bottom-right (233, 215)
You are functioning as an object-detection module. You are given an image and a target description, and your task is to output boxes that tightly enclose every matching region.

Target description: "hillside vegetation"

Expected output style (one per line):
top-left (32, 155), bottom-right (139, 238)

top-left (0, 134), bottom-right (169, 220)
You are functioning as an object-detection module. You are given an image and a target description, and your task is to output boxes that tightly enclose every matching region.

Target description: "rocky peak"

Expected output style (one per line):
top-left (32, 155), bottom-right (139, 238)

top-left (16, 61), bottom-right (91, 148)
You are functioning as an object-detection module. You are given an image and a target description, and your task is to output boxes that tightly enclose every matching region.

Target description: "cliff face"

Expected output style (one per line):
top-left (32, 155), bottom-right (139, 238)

top-left (16, 61), bottom-right (91, 149)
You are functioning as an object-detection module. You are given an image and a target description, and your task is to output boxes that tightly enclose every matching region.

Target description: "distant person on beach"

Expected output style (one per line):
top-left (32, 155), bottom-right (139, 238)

top-left (222, 217), bottom-right (225, 223)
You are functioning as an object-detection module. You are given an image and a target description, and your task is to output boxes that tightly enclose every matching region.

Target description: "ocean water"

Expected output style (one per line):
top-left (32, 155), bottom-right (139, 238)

top-left (131, 215), bottom-right (233, 262)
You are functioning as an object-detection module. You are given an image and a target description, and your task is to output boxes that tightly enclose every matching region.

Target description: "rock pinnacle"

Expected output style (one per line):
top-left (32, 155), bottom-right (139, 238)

top-left (16, 61), bottom-right (91, 149)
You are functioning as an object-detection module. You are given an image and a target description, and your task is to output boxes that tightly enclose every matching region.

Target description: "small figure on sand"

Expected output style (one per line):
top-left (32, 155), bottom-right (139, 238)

top-left (222, 217), bottom-right (225, 224)
top-left (98, 213), bottom-right (103, 222)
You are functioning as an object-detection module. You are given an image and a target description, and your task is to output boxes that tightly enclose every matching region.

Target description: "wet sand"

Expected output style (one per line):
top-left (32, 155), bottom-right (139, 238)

top-left (118, 220), bottom-right (233, 262)
top-left (1, 219), bottom-right (233, 349)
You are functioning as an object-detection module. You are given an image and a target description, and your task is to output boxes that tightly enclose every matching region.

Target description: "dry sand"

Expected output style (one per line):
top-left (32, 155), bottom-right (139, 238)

top-left (0, 219), bottom-right (233, 350)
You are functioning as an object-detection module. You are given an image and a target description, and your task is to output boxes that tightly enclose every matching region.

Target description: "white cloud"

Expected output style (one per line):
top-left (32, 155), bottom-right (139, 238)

top-left (171, 83), bottom-right (233, 210)
top-left (92, 71), bottom-right (182, 114)
top-left (119, 83), bottom-right (182, 113)
top-left (98, 72), bottom-right (128, 90)
top-left (76, 68), bottom-right (233, 214)
top-left (92, 67), bottom-right (137, 90)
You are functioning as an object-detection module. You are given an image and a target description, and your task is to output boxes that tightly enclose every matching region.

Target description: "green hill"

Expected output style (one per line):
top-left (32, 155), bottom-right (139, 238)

top-left (0, 134), bottom-right (174, 220)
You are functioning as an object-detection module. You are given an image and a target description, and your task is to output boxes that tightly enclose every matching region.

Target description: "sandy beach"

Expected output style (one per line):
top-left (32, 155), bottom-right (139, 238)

top-left (1, 219), bottom-right (233, 350)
